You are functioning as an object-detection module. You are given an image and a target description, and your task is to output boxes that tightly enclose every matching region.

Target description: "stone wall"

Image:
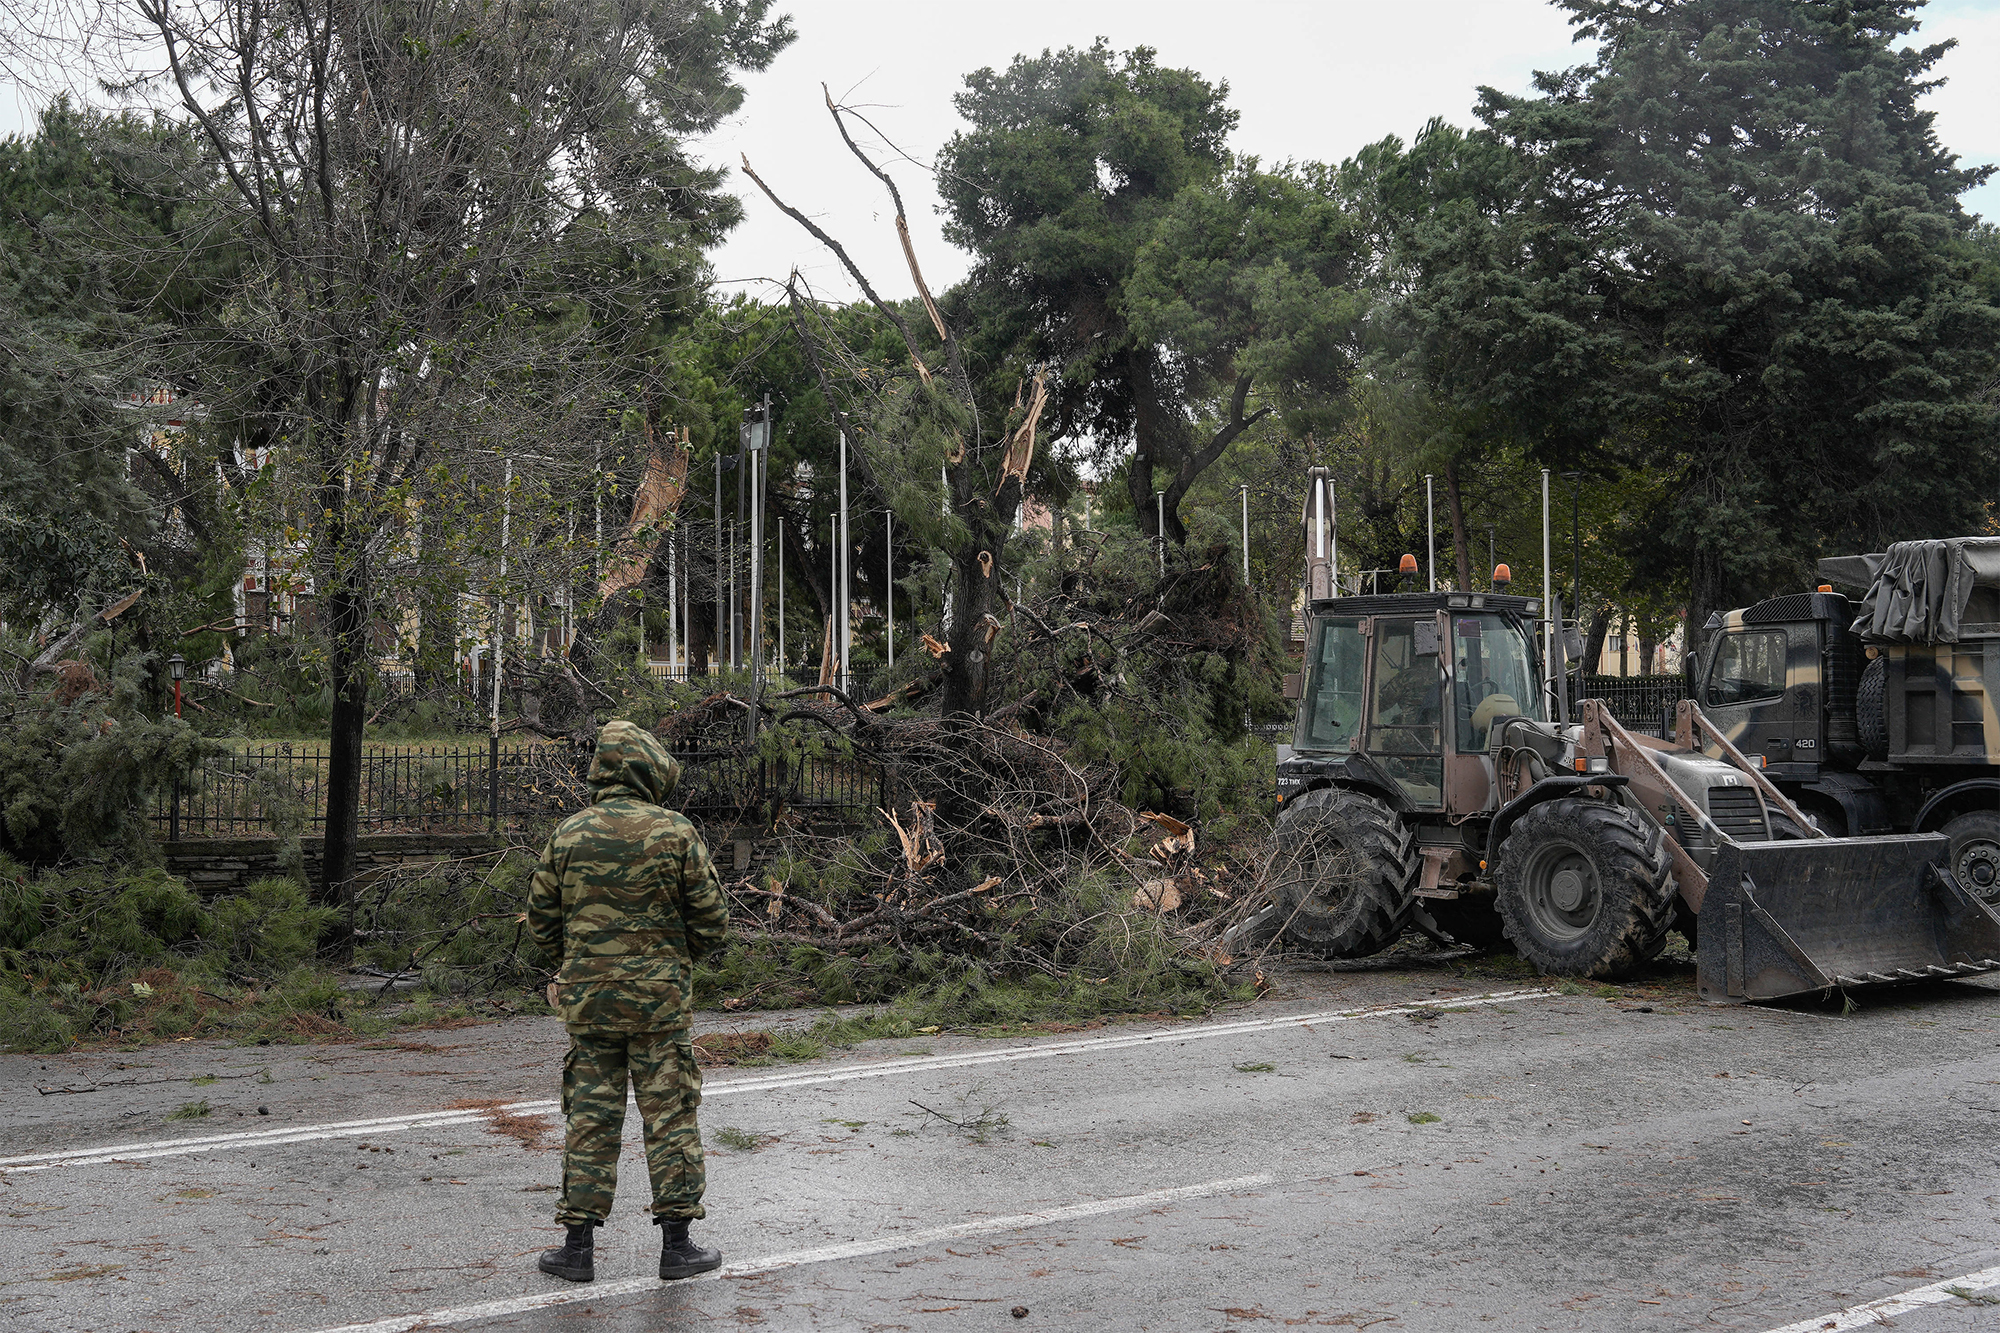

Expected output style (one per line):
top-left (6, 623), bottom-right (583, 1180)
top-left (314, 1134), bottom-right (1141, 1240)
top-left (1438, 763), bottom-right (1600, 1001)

top-left (161, 833), bottom-right (515, 896)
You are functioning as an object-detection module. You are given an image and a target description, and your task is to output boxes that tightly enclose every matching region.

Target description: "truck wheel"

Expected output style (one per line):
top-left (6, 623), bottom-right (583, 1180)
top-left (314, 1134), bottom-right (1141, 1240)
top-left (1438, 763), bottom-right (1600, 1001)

top-left (1269, 787), bottom-right (1416, 957)
top-left (1942, 811), bottom-right (2000, 907)
top-left (1857, 657), bottom-right (1889, 761)
top-left (1493, 798), bottom-right (1676, 979)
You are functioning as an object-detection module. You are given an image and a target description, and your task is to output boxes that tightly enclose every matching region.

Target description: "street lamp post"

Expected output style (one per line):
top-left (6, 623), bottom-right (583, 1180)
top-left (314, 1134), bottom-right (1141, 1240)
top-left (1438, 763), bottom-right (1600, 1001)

top-left (1424, 473), bottom-right (1436, 592)
top-left (1239, 485), bottom-right (1250, 588)
top-left (1562, 471), bottom-right (1583, 678)
top-left (168, 653), bottom-right (185, 843)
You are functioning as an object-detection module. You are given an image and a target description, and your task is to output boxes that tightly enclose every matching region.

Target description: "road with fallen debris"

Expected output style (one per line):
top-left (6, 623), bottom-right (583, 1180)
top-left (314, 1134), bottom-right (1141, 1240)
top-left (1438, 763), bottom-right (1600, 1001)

top-left (5, 959), bottom-right (2000, 1333)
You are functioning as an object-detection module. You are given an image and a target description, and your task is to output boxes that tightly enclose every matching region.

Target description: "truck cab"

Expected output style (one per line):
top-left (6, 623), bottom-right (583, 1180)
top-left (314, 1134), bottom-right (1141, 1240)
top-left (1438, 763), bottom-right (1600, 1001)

top-left (1693, 591), bottom-right (1864, 780)
top-left (1278, 590), bottom-right (1550, 896)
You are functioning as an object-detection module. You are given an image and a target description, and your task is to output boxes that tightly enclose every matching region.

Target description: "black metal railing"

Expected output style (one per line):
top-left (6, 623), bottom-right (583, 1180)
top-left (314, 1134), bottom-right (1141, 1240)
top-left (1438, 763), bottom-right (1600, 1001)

top-left (151, 743), bottom-right (582, 839)
top-left (1572, 674), bottom-right (1685, 737)
top-left (155, 737), bottom-right (885, 839)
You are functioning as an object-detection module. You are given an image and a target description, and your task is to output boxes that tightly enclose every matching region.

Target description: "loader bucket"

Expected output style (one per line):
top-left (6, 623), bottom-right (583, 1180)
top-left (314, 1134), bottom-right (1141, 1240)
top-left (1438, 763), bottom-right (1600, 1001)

top-left (1695, 833), bottom-right (2000, 1004)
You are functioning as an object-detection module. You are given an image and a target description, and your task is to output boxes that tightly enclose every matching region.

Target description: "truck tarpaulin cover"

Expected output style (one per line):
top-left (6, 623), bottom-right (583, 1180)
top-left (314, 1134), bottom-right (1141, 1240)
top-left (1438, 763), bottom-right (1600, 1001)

top-left (1820, 537), bottom-right (2000, 644)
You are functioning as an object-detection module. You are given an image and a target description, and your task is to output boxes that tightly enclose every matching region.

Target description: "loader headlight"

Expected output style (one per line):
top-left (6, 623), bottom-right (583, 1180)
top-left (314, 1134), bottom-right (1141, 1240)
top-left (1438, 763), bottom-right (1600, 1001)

top-left (1582, 755), bottom-right (1610, 775)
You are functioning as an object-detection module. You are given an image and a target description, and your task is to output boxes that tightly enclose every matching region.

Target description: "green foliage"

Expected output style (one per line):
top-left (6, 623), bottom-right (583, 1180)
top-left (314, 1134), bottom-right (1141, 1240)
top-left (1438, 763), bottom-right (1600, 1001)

top-left (0, 99), bottom-right (192, 625)
top-left (206, 878), bottom-right (338, 975)
top-left (1367, 0), bottom-right (2000, 629)
top-left (941, 42), bottom-right (1365, 538)
top-left (0, 649), bottom-right (222, 865)
top-left (350, 857), bottom-right (547, 994)
top-left (0, 849), bottom-right (556, 1052)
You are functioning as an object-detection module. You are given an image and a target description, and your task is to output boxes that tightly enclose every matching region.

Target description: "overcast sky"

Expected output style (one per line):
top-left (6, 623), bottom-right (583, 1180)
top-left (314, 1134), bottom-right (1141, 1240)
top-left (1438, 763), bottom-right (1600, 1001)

top-left (697, 0), bottom-right (2000, 304)
top-left (3, 0), bottom-right (1995, 305)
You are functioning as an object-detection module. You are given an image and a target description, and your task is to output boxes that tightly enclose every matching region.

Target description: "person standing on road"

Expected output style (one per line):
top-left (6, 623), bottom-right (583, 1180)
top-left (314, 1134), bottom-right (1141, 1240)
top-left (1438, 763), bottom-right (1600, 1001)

top-left (526, 720), bottom-right (728, 1284)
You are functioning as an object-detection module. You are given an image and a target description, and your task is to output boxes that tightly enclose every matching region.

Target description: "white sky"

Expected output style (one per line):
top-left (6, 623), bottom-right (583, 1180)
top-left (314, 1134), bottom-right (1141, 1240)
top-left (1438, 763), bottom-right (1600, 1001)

top-left (698, 0), bottom-right (2000, 303)
top-left (3, 0), bottom-right (1995, 305)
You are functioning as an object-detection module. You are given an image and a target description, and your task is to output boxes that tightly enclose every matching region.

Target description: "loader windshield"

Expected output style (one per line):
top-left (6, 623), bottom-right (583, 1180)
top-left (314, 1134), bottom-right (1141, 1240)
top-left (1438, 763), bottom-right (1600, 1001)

top-left (1452, 613), bottom-right (1542, 751)
top-left (1299, 617), bottom-right (1365, 750)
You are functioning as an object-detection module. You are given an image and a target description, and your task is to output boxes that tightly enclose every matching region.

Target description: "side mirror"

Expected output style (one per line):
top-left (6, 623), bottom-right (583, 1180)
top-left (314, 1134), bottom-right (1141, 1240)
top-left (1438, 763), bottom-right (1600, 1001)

top-left (1282, 673), bottom-right (1303, 701)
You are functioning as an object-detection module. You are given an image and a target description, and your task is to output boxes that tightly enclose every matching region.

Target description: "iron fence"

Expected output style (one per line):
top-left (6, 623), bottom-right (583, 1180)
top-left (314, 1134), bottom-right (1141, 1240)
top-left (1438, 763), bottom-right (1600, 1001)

top-left (1572, 674), bottom-right (1685, 737)
top-left (151, 743), bottom-right (583, 839)
top-left (155, 737), bottom-right (884, 839)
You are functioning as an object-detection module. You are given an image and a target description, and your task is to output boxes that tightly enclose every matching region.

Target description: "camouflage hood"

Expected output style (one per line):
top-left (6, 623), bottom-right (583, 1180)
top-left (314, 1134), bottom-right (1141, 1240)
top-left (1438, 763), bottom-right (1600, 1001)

top-left (587, 720), bottom-right (681, 807)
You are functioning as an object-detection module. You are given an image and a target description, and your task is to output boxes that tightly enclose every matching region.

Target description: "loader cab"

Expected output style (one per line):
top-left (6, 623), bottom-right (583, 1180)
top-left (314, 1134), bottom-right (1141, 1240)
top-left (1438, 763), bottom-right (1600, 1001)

top-left (1289, 593), bottom-right (1545, 812)
top-left (1695, 592), bottom-right (1862, 777)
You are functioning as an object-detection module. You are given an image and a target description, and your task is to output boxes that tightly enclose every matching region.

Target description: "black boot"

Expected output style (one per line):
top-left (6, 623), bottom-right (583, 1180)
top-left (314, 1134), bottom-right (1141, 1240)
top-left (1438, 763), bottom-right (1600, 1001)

top-left (538, 1221), bottom-right (595, 1282)
top-left (657, 1216), bottom-right (721, 1280)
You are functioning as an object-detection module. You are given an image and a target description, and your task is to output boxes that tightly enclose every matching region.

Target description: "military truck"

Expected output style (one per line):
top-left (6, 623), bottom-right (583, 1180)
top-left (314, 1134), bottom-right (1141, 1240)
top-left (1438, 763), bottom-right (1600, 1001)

top-left (1692, 537), bottom-right (2000, 905)
top-left (1258, 478), bottom-right (2000, 1001)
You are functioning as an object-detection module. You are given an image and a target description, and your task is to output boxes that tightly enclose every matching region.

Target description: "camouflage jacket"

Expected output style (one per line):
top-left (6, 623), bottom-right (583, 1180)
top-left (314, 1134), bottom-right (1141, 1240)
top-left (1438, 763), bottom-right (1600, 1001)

top-left (527, 721), bottom-right (727, 1031)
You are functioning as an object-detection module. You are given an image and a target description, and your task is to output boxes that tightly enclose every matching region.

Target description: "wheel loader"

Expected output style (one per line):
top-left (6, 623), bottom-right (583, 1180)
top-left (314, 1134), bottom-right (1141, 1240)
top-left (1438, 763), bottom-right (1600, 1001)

top-left (1255, 473), bottom-right (2000, 1003)
top-left (1690, 537), bottom-right (2000, 906)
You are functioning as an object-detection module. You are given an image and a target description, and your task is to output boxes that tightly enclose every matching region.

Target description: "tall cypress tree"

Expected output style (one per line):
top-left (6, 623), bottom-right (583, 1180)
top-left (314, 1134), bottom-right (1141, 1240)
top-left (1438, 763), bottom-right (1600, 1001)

top-left (1394, 0), bottom-right (2000, 641)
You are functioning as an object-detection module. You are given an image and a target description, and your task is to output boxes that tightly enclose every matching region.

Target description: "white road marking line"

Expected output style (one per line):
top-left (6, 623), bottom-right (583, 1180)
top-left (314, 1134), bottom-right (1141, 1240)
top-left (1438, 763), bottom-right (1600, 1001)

top-left (303, 1172), bottom-right (1277, 1333)
top-left (2, 988), bottom-right (1554, 1173)
top-left (705, 987), bottom-right (1553, 1097)
top-left (1759, 1263), bottom-right (2000, 1333)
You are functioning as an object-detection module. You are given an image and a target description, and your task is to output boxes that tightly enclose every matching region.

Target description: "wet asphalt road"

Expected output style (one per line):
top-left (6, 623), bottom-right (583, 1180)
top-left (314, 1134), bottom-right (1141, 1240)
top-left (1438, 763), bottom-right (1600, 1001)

top-left (5, 964), bottom-right (2000, 1333)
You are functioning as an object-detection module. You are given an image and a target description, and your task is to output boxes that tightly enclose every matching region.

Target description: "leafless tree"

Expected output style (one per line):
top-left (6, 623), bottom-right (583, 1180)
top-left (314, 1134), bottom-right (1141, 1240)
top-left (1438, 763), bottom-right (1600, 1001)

top-left (743, 90), bottom-right (1048, 719)
top-left (81, 0), bottom-right (788, 904)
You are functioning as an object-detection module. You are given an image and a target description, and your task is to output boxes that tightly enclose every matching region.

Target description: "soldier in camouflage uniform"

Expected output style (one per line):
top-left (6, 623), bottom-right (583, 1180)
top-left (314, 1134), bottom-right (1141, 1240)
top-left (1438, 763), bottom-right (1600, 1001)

top-left (526, 720), bottom-right (729, 1283)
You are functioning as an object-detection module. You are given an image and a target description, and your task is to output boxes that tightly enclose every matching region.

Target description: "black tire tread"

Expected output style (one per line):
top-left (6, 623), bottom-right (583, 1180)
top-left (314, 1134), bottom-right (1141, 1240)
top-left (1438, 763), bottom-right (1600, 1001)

top-left (1857, 656), bottom-right (1889, 761)
top-left (1493, 798), bottom-right (1676, 979)
top-left (1270, 787), bottom-right (1417, 957)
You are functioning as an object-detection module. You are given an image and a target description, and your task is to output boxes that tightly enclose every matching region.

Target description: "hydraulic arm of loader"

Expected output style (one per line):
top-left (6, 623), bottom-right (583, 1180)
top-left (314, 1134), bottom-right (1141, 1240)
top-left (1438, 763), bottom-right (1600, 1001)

top-left (1576, 701), bottom-right (2000, 1003)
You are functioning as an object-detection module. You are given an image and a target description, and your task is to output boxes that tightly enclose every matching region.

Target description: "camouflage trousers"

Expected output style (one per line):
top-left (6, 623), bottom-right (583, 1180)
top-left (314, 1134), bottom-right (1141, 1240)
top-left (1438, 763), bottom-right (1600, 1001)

top-left (555, 1029), bottom-right (705, 1225)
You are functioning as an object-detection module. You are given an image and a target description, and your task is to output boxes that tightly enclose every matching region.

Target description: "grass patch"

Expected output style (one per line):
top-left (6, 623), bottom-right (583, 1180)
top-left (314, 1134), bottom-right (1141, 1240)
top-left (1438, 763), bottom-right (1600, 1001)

top-left (1555, 980), bottom-right (1587, 995)
top-left (1233, 1061), bottom-right (1276, 1073)
top-left (168, 1099), bottom-right (212, 1120)
top-left (711, 1126), bottom-right (765, 1152)
top-left (1407, 1111), bottom-right (1442, 1125)
top-left (768, 1031), bottom-right (826, 1062)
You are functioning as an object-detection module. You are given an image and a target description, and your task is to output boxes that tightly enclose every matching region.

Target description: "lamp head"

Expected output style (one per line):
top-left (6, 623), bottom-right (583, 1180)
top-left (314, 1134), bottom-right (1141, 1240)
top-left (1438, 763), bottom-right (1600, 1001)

top-left (167, 653), bottom-right (186, 682)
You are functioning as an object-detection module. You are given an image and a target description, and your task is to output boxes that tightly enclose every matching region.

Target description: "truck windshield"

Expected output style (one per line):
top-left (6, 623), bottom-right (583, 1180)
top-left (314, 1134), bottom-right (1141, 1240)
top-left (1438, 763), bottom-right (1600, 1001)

top-left (1453, 613), bottom-right (1541, 751)
top-left (1299, 617), bottom-right (1365, 750)
top-left (1705, 630), bottom-right (1786, 706)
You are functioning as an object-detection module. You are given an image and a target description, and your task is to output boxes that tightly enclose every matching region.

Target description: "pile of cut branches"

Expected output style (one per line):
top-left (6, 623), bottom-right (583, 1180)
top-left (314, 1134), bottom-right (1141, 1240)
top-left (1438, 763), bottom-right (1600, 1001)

top-left (671, 546), bottom-right (1291, 1003)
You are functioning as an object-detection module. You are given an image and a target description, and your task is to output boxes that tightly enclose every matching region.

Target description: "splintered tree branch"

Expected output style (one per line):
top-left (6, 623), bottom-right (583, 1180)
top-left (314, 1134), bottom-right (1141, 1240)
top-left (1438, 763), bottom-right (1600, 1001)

top-left (739, 154), bottom-right (933, 380)
top-left (820, 85), bottom-right (979, 437)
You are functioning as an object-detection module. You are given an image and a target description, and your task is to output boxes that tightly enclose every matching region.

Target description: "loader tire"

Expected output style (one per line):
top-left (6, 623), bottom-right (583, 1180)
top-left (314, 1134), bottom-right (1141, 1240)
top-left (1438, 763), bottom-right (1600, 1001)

top-left (1269, 787), bottom-right (1416, 957)
top-left (1493, 798), bottom-right (1676, 980)
top-left (1857, 657), bottom-right (1889, 761)
top-left (1941, 811), bottom-right (2000, 907)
